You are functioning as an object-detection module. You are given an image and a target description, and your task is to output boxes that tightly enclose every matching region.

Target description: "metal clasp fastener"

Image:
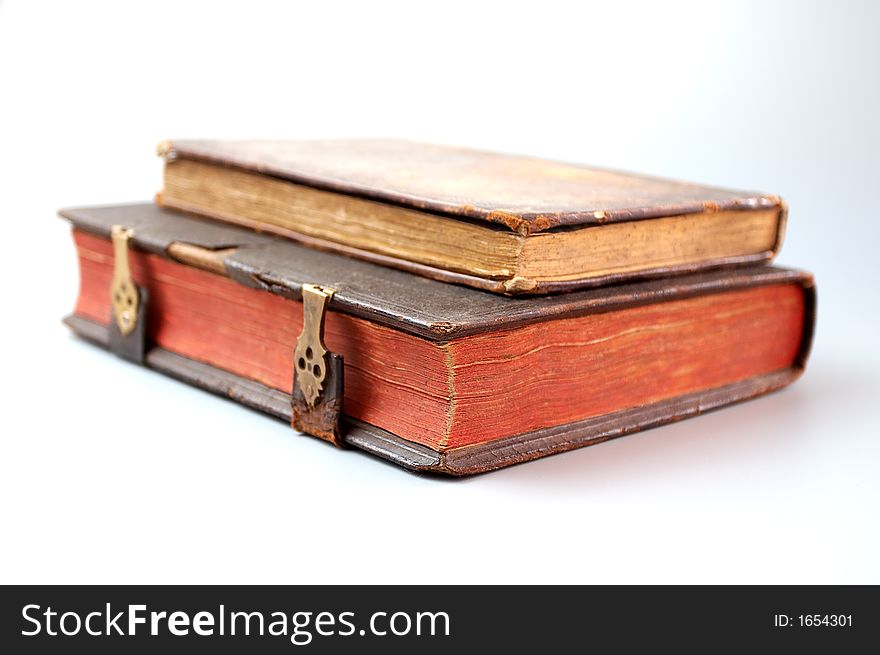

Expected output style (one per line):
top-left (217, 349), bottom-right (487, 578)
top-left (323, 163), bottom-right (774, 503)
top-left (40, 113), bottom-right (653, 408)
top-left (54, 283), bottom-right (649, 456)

top-left (293, 284), bottom-right (335, 407)
top-left (291, 284), bottom-right (344, 446)
top-left (110, 226), bottom-right (140, 336)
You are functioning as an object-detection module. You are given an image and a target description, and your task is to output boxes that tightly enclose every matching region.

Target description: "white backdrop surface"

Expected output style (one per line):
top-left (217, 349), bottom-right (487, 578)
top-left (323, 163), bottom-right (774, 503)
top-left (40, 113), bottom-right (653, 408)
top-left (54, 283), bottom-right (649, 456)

top-left (0, 0), bottom-right (877, 583)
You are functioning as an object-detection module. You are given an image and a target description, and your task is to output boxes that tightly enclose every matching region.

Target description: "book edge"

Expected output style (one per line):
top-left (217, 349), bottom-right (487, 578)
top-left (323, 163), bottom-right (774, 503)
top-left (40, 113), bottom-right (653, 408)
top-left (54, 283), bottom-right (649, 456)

top-left (63, 278), bottom-right (813, 476)
top-left (154, 195), bottom-right (783, 297)
top-left (162, 140), bottom-right (784, 233)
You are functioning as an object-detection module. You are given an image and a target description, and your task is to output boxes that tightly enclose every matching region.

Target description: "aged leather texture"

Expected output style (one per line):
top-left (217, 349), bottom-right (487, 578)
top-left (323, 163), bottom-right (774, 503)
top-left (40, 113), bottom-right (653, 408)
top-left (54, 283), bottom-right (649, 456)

top-left (108, 287), bottom-right (149, 363)
top-left (292, 352), bottom-right (344, 447)
top-left (60, 203), bottom-right (816, 475)
top-left (59, 203), bottom-right (269, 255)
top-left (162, 139), bottom-right (783, 234)
top-left (63, 316), bottom-right (810, 476)
top-left (61, 203), bottom-right (811, 341)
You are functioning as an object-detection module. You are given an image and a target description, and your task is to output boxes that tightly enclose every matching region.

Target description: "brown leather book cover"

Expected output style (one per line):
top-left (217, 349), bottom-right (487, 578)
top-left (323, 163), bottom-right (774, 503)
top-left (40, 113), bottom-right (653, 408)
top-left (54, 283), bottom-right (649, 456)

top-left (60, 203), bottom-right (814, 475)
top-left (157, 140), bottom-right (787, 295)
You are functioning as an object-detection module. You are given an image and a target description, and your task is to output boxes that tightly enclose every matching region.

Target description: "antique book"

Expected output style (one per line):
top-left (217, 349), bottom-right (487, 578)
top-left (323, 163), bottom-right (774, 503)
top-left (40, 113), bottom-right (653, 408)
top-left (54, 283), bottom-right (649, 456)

top-left (61, 203), bottom-right (815, 475)
top-left (156, 139), bottom-right (787, 295)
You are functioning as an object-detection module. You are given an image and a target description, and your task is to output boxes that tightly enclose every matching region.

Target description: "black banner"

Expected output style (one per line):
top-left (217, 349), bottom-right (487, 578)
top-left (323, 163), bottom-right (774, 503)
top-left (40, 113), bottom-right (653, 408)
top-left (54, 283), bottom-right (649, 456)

top-left (1, 585), bottom-right (875, 653)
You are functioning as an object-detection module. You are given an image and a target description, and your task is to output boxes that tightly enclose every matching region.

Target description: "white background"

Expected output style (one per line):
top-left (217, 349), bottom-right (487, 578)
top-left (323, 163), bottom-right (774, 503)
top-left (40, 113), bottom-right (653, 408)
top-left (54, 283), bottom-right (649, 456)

top-left (1, 0), bottom-right (877, 584)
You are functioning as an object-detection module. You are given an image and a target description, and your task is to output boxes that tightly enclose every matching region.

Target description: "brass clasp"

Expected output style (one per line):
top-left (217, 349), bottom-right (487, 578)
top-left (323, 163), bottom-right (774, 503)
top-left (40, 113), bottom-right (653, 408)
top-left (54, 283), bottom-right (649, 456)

top-left (106, 225), bottom-right (148, 363)
top-left (291, 283), bottom-right (344, 445)
top-left (293, 284), bottom-right (336, 407)
top-left (110, 225), bottom-right (140, 336)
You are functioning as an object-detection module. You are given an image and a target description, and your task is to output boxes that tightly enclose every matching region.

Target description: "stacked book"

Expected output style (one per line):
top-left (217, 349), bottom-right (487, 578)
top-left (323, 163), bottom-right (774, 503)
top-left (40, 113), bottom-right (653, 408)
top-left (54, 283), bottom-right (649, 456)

top-left (60, 140), bottom-right (815, 475)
